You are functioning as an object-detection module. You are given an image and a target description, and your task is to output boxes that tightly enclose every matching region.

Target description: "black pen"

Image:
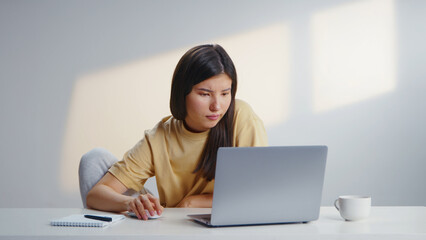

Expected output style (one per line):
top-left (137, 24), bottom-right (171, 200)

top-left (84, 214), bottom-right (112, 222)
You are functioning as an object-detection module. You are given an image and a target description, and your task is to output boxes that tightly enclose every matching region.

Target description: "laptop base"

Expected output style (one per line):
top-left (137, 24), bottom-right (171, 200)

top-left (188, 214), bottom-right (311, 228)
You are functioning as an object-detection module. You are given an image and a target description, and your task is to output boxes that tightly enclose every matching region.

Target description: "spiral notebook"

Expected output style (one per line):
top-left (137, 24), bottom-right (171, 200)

top-left (50, 214), bottom-right (125, 227)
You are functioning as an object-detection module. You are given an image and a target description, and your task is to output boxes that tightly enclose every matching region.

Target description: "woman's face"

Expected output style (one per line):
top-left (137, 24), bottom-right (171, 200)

top-left (185, 73), bottom-right (233, 132)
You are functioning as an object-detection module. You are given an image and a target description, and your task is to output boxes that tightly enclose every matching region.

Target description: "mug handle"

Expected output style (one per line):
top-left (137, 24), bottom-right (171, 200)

top-left (334, 199), bottom-right (340, 211)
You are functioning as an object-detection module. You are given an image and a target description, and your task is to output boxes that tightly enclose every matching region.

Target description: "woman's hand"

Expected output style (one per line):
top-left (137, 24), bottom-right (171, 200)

top-left (177, 194), bottom-right (213, 208)
top-left (128, 193), bottom-right (163, 220)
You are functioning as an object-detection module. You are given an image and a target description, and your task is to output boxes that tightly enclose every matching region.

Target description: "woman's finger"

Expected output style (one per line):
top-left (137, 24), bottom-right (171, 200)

top-left (129, 201), bottom-right (141, 219)
top-left (140, 194), bottom-right (156, 217)
top-left (147, 193), bottom-right (163, 215)
top-left (135, 196), bottom-right (148, 220)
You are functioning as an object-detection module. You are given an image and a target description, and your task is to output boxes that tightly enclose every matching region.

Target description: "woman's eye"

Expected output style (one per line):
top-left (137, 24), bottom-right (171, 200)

top-left (222, 92), bottom-right (230, 96)
top-left (200, 93), bottom-right (209, 96)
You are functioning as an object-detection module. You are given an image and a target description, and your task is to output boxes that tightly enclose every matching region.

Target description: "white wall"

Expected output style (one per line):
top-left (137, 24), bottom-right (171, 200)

top-left (1, 0), bottom-right (425, 207)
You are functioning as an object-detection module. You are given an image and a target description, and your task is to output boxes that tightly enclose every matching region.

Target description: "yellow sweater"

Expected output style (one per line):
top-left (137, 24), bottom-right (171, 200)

top-left (109, 99), bottom-right (268, 207)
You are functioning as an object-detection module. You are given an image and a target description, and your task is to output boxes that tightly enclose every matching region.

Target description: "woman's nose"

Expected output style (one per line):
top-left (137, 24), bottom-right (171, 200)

top-left (210, 98), bottom-right (220, 112)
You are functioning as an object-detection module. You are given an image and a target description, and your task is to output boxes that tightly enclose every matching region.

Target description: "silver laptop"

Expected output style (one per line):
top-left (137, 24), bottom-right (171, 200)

top-left (188, 145), bottom-right (328, 227)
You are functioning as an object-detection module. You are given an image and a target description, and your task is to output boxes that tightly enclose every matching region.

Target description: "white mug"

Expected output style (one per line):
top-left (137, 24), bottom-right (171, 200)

top-left (334, 195), bottom-right (371, 221)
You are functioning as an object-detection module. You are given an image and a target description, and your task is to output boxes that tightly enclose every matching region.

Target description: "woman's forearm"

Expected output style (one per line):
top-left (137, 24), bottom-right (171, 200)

top-left (177, 194), bottom-right (213, 208)
top-left (86, 184), bottom-right (133, 212)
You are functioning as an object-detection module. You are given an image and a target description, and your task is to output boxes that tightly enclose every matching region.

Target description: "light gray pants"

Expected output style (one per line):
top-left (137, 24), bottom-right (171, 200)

top-left (78, 148), bottom-right (142, 208)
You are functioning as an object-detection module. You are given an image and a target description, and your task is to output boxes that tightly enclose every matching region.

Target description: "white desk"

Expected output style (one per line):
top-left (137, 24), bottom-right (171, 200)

top-left (0, 207), bottom-right (424, 239)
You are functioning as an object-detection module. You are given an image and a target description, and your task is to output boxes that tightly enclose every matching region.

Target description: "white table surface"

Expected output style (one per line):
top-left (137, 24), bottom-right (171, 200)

top-left (0, 207), bottom-right (425, 240)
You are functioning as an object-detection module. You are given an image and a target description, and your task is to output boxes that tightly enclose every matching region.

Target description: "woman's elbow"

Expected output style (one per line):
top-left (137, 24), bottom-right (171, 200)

top-left (85, 188), bottom-right (96, 209)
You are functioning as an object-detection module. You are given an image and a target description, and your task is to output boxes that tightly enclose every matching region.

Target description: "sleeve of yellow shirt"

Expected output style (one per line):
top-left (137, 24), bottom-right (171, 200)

top-left (108, 129), bottom-right (156, 192)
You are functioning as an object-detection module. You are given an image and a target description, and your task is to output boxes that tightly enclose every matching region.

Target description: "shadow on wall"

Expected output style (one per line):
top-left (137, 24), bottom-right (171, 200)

top-left (60, 0), bottom-right (397, 204)
top-left (60, 23), bottom-right (292, 197)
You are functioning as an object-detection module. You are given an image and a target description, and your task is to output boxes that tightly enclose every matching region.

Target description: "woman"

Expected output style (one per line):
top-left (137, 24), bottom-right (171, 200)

top-left (85, 44), bottom-right (267, 220)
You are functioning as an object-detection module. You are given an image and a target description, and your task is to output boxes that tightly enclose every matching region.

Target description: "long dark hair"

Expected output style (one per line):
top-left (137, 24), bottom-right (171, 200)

top-left (170, 44), bottom-right (237, 181)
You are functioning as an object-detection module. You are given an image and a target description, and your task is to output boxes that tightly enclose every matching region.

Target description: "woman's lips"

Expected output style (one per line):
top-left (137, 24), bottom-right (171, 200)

top-left (206, 114), bottom-right (220, 120)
